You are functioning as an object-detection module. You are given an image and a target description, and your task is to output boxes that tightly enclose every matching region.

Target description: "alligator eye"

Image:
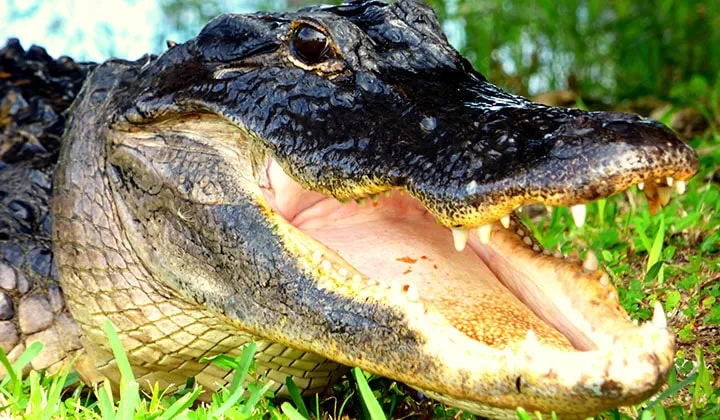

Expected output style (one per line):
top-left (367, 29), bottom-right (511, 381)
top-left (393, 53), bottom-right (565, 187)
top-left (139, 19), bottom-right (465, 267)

top-left (291, 25), bottom-right (330, 64)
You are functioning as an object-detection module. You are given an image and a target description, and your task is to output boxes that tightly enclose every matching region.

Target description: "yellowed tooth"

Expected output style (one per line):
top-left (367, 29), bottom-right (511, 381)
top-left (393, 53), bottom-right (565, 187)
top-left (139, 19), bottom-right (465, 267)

top-left (451, 228), bottom-right (469, 251)
top-left (657, 187), bottom-right (671, 206)
top-left (583, 250), bottom-right (599, 271)
top-left (638, 182), bottom-right (645, 191)
top-left (477, 224), bottom-right (492, 244)
top-left (570, 204), bottom-right (587, 228)
top-left (666, 176), bottom-right (674, 186)
top-left (545, 205), bottom-right (554, 214)
top-left (653, 301), bottom-right (667, 328)
top-left (674, 180), bottom-right (686, 195)
top-left (500, 215), bottom-right (510, 229)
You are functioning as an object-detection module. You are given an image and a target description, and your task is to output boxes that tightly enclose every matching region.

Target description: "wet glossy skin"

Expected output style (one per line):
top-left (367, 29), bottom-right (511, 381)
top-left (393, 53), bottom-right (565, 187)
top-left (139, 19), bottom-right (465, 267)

top-left (123, 0), bottom-right (695, 227)
top-left (0, 1), bottom-right (698, 418)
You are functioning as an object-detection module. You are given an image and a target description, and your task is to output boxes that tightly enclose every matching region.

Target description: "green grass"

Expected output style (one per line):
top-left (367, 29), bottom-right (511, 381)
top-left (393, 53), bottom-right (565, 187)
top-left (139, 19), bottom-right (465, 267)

top-left (1, 130), bottom-right (717, 419)
top-left (0, 112), bottom-right (718, 419)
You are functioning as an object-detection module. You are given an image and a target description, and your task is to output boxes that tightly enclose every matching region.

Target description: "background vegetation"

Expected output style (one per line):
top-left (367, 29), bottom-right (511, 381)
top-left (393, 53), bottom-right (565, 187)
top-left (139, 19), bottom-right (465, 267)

top-left (1, 0), bottom-right (719, 418)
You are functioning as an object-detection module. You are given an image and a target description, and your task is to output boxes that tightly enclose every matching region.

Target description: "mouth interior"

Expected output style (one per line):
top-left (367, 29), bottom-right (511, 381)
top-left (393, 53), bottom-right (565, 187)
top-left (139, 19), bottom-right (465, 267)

top-left (262, 159), bottom-right (607, 352)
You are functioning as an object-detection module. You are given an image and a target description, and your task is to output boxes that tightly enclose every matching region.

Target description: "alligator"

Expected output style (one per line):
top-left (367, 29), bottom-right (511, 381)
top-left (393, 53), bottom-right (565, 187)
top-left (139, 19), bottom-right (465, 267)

top-left (0, 0), bottom-right (699, 418)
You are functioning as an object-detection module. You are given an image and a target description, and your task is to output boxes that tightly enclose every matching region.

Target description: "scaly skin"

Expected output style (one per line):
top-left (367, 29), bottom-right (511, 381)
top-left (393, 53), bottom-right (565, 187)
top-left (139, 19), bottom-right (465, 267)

top-left (0, 1), bottom-right (698, 418)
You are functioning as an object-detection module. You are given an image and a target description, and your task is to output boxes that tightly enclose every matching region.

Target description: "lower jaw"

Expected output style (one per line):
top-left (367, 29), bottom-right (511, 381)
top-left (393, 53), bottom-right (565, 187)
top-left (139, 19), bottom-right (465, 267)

top-left (256, 179), bottom-right (674, 415)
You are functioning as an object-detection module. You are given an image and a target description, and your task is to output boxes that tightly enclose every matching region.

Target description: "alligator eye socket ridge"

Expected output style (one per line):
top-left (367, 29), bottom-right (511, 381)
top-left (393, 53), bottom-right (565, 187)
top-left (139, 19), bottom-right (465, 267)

top-left (291, 25), bottom-right (330, 64)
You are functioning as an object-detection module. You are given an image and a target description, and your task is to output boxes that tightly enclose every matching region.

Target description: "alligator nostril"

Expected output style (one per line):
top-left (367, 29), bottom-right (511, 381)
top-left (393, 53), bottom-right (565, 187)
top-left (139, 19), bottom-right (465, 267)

top-left (602, 120), bottom-right (634, 133)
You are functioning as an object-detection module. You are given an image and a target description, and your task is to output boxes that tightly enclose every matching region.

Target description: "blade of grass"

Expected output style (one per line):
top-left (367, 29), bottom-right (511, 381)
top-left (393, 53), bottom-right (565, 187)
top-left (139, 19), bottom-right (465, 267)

top-left (97, 380), bottom-right (116, 420)
top-left (643, 371), bottom-right (698, 412)
top-left (0, 347), bottom-right (18, 391)
top-left (159, 386), bottom-right (201, 420)
top-left (352, 367), bottom-right (386, 420)
top-left (207, 343), bottom-right (257, 419)
top-left (28, 371), bottom-right (43, 418)
top-left (647, 218), bottom-right (666, 283)
top-left (281, 401), bottom-right (310, 420)
top-left (103, 320), bottom-right (135, 383)
top-left (117, 381), bottom-right (139, 420)
top-left (285, 376), bottom-right (310, 419)
top-left (44, 363), bottom-right (72, 420)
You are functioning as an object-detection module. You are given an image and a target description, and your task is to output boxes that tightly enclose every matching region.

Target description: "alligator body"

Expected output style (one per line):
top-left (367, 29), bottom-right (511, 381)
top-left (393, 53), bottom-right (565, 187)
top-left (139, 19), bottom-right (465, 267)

top-left (0, 1), bottom-right (699, 418)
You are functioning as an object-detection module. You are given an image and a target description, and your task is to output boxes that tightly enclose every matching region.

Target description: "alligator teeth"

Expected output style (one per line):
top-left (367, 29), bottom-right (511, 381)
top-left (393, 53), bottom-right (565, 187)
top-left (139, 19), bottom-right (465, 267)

top-left (674, 180), bottom-right (686, 194)
top-left (657, 186), bottom-right (671, 206)
top-left (545, 205), bottom-right (554, 213)
top-left (666, 176), bottom-right (674, 186)
top-left (500, 215), bottom-right (510, 229)
top-left (405, 284), bottom-right (420, 302)
top-left (638, 182), bottom-right (645, 191)
top-left (599, 272), bottom-right (610, 286)
top-left (582, 250), bottom-right (598, 271)
top-left (523, 329), bottom-right (539, 348)
top-left (477, 224), bottom-right (492, 244)
top-left (570, 204), bottom-right (587, 228)
top-left (653, 301), bottom-right (667, 328)
top-left (452, 228), bottom-right (469, 251)
top-left (311, 251), bottom-right (323, 264)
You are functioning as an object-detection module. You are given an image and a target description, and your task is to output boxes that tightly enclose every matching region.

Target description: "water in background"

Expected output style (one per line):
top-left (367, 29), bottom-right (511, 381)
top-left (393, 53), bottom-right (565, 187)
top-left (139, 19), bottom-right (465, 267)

top-left (0, 0), bottom-right (290, 61)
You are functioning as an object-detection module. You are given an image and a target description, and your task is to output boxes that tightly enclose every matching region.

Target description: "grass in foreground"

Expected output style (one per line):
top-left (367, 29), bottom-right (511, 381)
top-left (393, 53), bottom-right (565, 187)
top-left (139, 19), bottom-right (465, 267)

top-left (0, 124), bottom-right (718, 420)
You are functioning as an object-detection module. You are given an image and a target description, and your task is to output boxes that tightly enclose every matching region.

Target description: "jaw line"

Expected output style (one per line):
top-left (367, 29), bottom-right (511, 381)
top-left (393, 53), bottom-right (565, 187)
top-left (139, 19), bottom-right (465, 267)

top-left (248, 156), bottom-right (675, 415)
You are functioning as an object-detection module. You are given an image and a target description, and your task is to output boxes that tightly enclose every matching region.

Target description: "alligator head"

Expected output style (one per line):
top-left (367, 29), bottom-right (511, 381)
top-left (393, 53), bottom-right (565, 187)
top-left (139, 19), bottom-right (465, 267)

top-left (54, 0), bottom-right (698, 417)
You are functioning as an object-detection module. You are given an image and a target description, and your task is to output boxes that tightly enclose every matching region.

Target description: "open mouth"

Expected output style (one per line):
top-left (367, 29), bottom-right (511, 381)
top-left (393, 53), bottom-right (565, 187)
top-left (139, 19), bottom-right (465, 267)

top-left (253, 155), bottom-right (685, 414)
top-left (108, 110), bottom-right (694, 416)
top-left (260, 158), bottom-right (681, 353)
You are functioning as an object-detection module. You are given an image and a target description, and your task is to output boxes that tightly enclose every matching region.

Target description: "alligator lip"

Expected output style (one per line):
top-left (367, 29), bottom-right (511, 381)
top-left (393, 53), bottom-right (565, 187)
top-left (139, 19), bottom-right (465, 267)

top-left (258, 157), bottom-right (675, 414)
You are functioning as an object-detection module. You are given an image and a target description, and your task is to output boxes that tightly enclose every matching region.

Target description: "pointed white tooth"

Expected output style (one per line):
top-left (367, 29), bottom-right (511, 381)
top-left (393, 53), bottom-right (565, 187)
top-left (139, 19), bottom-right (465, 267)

top-left (477, 224), bottom-right (492, 244)
top-left (666, 176), bottom-right (674, 186)
top-left (638, 182), bottom-right (645, 191)
top-left (657, 187), bottom-right (671, 206)
top-left (674, 180), bottom-right (686, 195)
top-left (452, 228), bottom-right (469, 251)
top-left (599, 273), bottom-right (610, 286)
top-left (570, 204), bottom-right (586, 228)
top-left (500, 215), bottom-right (510, 229)
top-left (311, 251), bottom-right (323, 264)
top-left (405, 284), bottom-right (419, 302)
top-left (545, 205), bottom-right (554, 214)
top-left (523, 329), bottom-right (539, 348)
top-left (583, 250), bottom-right (599, 271)
top-left (653, 301), bottom-right (667, 328)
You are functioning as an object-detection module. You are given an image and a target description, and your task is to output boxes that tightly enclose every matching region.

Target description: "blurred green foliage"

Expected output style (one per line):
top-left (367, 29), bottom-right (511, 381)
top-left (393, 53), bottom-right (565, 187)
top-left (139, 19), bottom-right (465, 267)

top-left (4, 0), bottom-right (718, 102)
top-left (425, 0), bottom-right (720, 101)
top-left (155, 0), bottom-right (720, 103)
